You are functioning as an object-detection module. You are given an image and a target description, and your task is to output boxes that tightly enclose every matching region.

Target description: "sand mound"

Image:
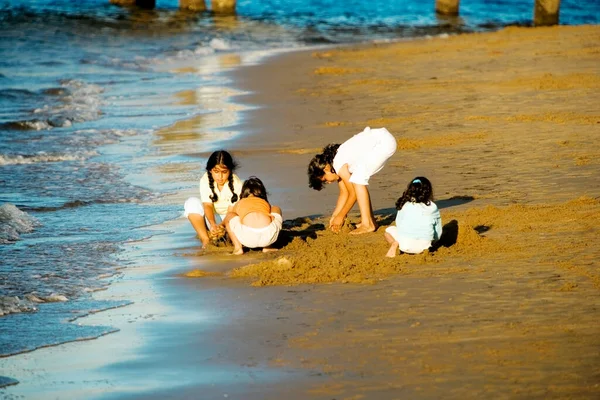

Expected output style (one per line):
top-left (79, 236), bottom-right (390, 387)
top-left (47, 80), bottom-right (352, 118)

top-left (229, 197), bottom-right (600, 286)
top-left (182, 269), bottom-right (223, 278)
top-left (230, 220), bottom-right (488, 286)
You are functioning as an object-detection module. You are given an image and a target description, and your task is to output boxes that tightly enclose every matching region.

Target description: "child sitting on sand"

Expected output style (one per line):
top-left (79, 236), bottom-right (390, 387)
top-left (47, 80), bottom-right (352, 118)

top-left (184, 150), bottom-right (242, 249)
top-left (308, 126), bottom-right (397, 234)
top-left (224, 176), bottom-right (283, 255)
top-left (385, 177), bottom-right (442, 257)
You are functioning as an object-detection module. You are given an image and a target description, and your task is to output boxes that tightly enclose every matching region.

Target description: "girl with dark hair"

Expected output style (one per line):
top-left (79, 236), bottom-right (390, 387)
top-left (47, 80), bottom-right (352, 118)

top-left (184, 150), bottom-right (242, 249)
top-left (384, 176), bottom-right (442, 257)
top-left (223, 176), bottom-right (283, 255)
top-left (307, 126), bottom-right (397, 234)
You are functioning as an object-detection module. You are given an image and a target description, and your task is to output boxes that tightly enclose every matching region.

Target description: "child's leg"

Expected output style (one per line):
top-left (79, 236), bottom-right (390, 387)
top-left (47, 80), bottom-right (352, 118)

top-left (224, 214), bottom-right (244, 255)
top-left (184, 197), bottom-right (210, 248)
top-left (349, 183), bottom-right (377, 234)
top-left (384, 232), bottom-right (399, 257)
top-left (262, 206), bottom-right (282, 252)
top-left (385, 242), bottom-right (399, 258)
top-left (187, 214), bottom-right (210, 248)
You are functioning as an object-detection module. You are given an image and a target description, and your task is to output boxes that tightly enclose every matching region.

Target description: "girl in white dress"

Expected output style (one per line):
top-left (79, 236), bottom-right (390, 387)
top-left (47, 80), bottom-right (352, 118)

top-left (385, 176), bottom-right (442, 257)
top-left (307, 127), bottom-right (397, 234)
top-left (183, 150), bottom-right (242, 249)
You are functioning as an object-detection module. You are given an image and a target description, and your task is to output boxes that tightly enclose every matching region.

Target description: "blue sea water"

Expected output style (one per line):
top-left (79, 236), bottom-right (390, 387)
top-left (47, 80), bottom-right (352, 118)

top-left (0, 0), bottom-right (598, 357)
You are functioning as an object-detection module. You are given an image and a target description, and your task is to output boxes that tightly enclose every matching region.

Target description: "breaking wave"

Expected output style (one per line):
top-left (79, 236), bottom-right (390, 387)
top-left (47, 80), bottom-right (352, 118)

top-left (0, 80), bottom-right (104, 131)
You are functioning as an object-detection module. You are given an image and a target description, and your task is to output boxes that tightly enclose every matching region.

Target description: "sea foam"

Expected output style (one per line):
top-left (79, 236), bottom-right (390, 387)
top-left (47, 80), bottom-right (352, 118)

top-left (0, 204), bottom-right (41, 243)
top-left (0, 152), bottom-right (92, 166)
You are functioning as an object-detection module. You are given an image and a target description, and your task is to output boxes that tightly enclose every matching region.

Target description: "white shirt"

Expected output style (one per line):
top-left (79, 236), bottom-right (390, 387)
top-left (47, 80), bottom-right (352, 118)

top-left (332, 127), bottom-right (397, 185)
top-left (395, 201), bottom-right (442, 241)
top-left (199, 172), bottom-right (242, 216)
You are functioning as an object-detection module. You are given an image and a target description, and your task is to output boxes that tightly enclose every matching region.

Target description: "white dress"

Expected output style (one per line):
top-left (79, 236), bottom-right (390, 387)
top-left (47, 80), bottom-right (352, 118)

top-left (332, 127), bottom-right (397, 185)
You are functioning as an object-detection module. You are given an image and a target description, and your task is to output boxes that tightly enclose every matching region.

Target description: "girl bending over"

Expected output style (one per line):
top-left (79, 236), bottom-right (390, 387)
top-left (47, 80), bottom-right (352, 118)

top-left (224, 176), bottom-right (282, 255)
top-left (308, 127), bottom-right (397, 234)
top-left (385, 177), bottom-right (442, 257)
top-left (184, 150), bottom-right (242, 249)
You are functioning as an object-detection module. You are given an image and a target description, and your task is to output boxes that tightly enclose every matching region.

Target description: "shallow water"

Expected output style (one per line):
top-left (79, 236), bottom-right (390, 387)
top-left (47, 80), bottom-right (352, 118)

top-left (0, 0), bottom-right (598, 357)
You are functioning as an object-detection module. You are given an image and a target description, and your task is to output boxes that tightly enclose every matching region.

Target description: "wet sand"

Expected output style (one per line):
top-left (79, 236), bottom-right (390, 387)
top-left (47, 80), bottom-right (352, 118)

top-left (2, 25), bottom-right (600, 399)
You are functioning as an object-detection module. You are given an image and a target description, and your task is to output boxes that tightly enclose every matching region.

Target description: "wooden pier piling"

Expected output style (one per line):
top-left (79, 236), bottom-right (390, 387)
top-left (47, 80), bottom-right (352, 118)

top-left (435, 0), bottom-right (460, 16)
top-left (110, 0), bottom-right (156, 8)
top-left (109, 0), bottom-right (562, 24)
top-left (180, 0), bottom-right (206, 12)
top-left (210, 0), bottom-right (237, 14)
top-left (110, 0), bottom-right (230, 13)
top-left (534, 0), bottom-right (561, 26)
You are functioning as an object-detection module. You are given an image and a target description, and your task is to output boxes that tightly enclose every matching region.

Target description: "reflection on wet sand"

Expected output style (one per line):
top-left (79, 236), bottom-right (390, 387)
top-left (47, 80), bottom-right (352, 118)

top-left (153, 82), bottom-right (246, 156)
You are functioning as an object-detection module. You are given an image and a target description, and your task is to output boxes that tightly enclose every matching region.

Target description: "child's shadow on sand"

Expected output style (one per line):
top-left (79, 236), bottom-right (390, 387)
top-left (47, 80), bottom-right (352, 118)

top-left (375, 195), bottom-right (475, 226)
top-left (273, 216), bottom-right (326, 248)
top-left (430, 219), bottom-right (459, 251)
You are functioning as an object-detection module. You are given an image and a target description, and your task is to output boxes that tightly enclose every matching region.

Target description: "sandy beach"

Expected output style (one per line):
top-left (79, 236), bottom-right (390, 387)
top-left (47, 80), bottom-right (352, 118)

top-left (2, 25), bottom-right (600, 399)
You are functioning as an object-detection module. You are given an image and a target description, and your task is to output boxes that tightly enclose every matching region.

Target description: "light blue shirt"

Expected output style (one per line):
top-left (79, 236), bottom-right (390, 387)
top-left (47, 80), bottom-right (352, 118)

top-left (395, 201), bottom-right (442, 241)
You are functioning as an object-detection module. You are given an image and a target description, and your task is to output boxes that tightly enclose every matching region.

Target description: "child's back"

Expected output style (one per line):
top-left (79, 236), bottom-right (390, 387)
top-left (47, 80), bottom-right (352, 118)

top-left (234, 196), bottom-right (272, 229)
top-left (396, 201), bottom-right (441, 241)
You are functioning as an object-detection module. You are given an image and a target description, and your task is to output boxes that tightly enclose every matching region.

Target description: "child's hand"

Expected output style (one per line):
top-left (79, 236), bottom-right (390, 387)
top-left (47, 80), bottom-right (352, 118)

top-left (210, 224), bottom-right (224, 234)
top-left (209, 224), bottom-right (226, 243)
top-left (329, 215), bottom-right (345, 233)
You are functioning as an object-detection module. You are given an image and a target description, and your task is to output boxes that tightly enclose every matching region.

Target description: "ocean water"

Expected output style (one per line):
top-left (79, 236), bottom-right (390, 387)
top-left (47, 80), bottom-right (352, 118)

top-left (0, 0), bottom-right (598, 358)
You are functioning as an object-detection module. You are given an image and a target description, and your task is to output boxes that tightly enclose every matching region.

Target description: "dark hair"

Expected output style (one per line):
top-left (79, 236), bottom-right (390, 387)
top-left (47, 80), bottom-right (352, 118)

top-left (240, 176), bottom-right (269, 202)
top-left (206, 150), bottom-right (239, 203)
top-left (395, 176), bottom-right (434, 210)
top-left (307, 144), bottom-right (340, 191)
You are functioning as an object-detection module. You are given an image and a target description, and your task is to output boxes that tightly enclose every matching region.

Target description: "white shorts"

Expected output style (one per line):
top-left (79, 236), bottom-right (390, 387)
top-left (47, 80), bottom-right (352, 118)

top-left (183, 197), bottom-right (225, 228)
top-left (385, 226), bottom-right (431, 254)
top-left (349, 128), bottom-right (397, 186)
top-left (228, 213), bottom-right (283, 248)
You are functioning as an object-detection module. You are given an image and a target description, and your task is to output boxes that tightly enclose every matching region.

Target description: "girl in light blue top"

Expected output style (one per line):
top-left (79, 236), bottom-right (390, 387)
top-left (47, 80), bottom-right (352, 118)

top-left (385, 176), bottom-right (442, 257)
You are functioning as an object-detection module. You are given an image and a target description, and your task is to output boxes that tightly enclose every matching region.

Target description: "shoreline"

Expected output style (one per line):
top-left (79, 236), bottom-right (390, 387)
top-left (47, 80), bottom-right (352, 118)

top-left (2, 24), bottom-right (600, 399)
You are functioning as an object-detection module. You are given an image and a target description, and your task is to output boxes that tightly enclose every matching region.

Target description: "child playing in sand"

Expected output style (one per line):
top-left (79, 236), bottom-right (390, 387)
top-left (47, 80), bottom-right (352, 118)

top-left (308, 126), bottom-right (397, 234)
top-left (385, 177), bottom-right (442, 257)
top-left (184, 150), bottom-right (243, 249)
top-left (224, 176), bottom-right (283, 255)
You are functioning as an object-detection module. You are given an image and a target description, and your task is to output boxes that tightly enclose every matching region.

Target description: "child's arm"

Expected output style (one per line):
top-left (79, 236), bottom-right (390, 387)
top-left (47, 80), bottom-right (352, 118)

top-left (202, 202), bottom-right (220, 231)
top-left (433, 211), bottom-right (443, 242)
top-left (330, 165), bottom-right (356, 231)
top-left (271, 205), bottom-right (282, 216)
top-left (331, 176), bottom-right (349, 218)
top-left (222, 204), bottom-right (239, 226)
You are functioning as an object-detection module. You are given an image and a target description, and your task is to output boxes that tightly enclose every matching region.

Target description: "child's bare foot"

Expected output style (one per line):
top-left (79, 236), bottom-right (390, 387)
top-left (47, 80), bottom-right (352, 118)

top-left (199, 234), bottom-right (210, 247)
top-left (349, 223), bottom-right (377, 235)
top-left (355, 220), bottom-right (376, 230)
top-left (385, 242), bottom-right (399, 258)
top-left (231, 247), bottom-right (244, 255)
top-left (262, 247), bottom-right (278, 253)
